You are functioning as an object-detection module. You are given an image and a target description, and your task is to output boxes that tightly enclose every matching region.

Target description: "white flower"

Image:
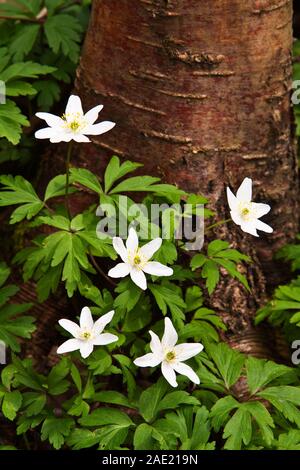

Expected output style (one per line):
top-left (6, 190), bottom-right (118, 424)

top-left (108, 228), bottom-right (173, 290)
top-left (134, 317), bottom-right (203, 388)
top-left (35, 95), bottom-right (115, 143)
top-left (57, 307), bottom-right (118, 359)
top-left (226, 177), bottom-right (273, 237)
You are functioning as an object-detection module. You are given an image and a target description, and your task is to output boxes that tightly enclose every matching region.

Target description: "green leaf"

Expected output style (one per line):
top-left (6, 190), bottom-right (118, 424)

top-left (276, 430), bottom-right (300, 450)
top-left (9, 24), bottom-right (40, 61)
top-left (202, 260), bottom-right (219, 295)
top-left (104, 156), bottom-right (143, 193)
top-left (41, 417), bottom-right (74, 450)
top-left (93, 391), bottom-right (133, 409)
top-left (223, 407), bottom-right (252, 450)
top-left (0, 61), bottom-right (55, 82)
top-left (22, 392), bottom-right (46, 417)
top-left (139, 380), bottom-right (169, 423)
top-left (207, 240), bottom-right (230, 256)
top-left (210, 396), bottom-right (240, 431)
top-left (47, 359), bottom-right (70, 395)
top-left (70, 364), bottom-right (82, 393)
top-left (35, 79), bottom-right (61, 109)
top-left (134, 423), bottom-right (156, 450)
top-left (44, 14), bottom-right (83, 63)
top-left (243, 401), bottom-right (274, 446)
top-left (0, 100), bottom-right (29, 145)
top-left (5, 80), bottom-right (36, 97)
top-left (0, 175), bottom-right (44, 223)
top-left (157, 391), bottom-right (199, 413)
top-left (215, 258), bottom-right (250, 292)
top-left (184, 286), bottom-right (203, 313)
top-left (86, 349), bottom-right (112, 375)
top-left (67, 428), bottom-right (101, 450)
top-left (70, 168), bottom-right (103, 195)
top-left (79, 408), bottom-right (133, 427)
top-left (114, 278), bottom-right (142, 313)
top-left (190, 254), bottom-right (206, 271)
top-left (246, 357), bottom-right (291, 394)
top-left (2, 390), bottom-right (22, 421)
top-left (109, 176), bottom-right (161, 195)
top-left (44, 175), bottom-right (69, 200)
top-left (149, 282), bottom-right (186, 329)
top-left (208, 343), bottom-right (244, 389)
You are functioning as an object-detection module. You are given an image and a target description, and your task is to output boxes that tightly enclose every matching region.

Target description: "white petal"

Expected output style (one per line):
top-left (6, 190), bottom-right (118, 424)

top-left (126, 227), bottom-right (139, 252)
top-left (93, 310), bottom-right (115, 335)
top-left (35, 128), bottom-right (59, 140)
top-left (50, 132), bottom-right (71, 143)
top-left (255, 219), bottom-right (273, 233)
top-left (236, 177), bottom-right (252, 202)
top-left (35, 112), bottom-right (63, 128)
top-left (58, 319), bottom-right (80, 338)
top-left (85, 121), bottom-right (116, 135)
top-left (149, 330), bottom-right (163, 355)
top-left (139, 238), bottom-right (162, 260)
top-left (112, 237), bottom-right (128, 262)
top-left (134, 353), bottom-right (162, 367)
top-left (230, 210), bottom-right (243, 227)
top-left (162, 317), bottom-right (178, 349)
top-left (84, 105), bottom-right (103, 124)
top-left (65, 95), bottom-right (83, 116)
top-left (130, 268), bottom-right (147, 290)
top-left (57, 338), bottom-right (81, 354)
top-left (143, 261), bottom-right (173, 277)
top-left (253, 202), bottom-right (271, 218)
top-left (174, 343), bottom-right (204, 362)
top-left (108, 263), bottom-right (130, 278)
top-left (172, 362), bottom-right (200, 385)
top-left (80, 306), bottom-right (94, 330)
top-left (240, 220), bottom-right (259, 237)
top-left (161, 361), bottom-right (178, 387)
top-left (226, 187), bottom-right (238, 211)
top-left (72, 134), bottom-right (91, 143)
top-left (80, 341), bottom-right (94, 359)
top-left (92, 333), bottom-right (118, 345)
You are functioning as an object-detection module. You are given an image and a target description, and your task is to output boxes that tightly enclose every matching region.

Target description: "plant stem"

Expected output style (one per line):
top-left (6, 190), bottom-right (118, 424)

top-left (65, 142), bottom-right (73, 219)
top-left (89, 254), bottom-right (117, 288)
top-left (23, 432), bottom-right (30, 450)
top-left (204, 218), bottom-right (232, 234)
top-left (0, 15), bottom-right (40, 23)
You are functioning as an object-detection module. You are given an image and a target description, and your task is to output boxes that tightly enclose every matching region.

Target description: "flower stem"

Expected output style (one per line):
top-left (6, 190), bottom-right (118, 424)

top-left (65, 142), bottom-right (73, 219)
top-left (204, 218), bottom-right (232, 234)
top-left (89, 254), bottom-right (117, 288)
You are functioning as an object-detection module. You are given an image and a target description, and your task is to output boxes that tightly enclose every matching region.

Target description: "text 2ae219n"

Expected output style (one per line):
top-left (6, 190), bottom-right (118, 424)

top-left (101, 454), bottom-right (198, 466)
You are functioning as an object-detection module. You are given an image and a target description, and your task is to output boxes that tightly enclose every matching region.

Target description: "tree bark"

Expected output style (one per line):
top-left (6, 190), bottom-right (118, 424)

top-left (44, 0), bottom-right (299, 359)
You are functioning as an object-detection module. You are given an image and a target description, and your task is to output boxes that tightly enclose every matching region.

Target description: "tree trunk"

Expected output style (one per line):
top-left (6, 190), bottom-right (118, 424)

top-left (47, 0), bottom-right (299, 359)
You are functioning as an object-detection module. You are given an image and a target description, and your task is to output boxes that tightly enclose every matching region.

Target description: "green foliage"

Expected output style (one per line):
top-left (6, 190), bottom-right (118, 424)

top-left (191, 239), bottom-right (251, 294)
top-left (256, 237), bottom-right (300, 336)
top-left (0, 129), bottom-right (298, 452)
top-left (0, 262), bottom-right (35, 351)
top-left (0, 1), bottom-right (90, 147)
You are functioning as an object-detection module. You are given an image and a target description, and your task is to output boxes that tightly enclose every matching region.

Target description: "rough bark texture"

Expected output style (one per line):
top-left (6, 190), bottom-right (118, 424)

top-left (41, 0), bottom-right (299, 359)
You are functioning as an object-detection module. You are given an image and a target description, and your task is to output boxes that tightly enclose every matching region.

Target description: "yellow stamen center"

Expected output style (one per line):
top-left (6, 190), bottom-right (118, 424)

top-left (81, 331), bottom-right (91, 340)
top-left (61, 112), bottom-right (85, 133)
top-left (166, 351), bottom-right (176, 362)
top-left (70, 121), bottom-right (80, 131)
top-left (134, 255), bottom-right (141, 265)
top-left (241, 208), bottom-right (250, 216)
